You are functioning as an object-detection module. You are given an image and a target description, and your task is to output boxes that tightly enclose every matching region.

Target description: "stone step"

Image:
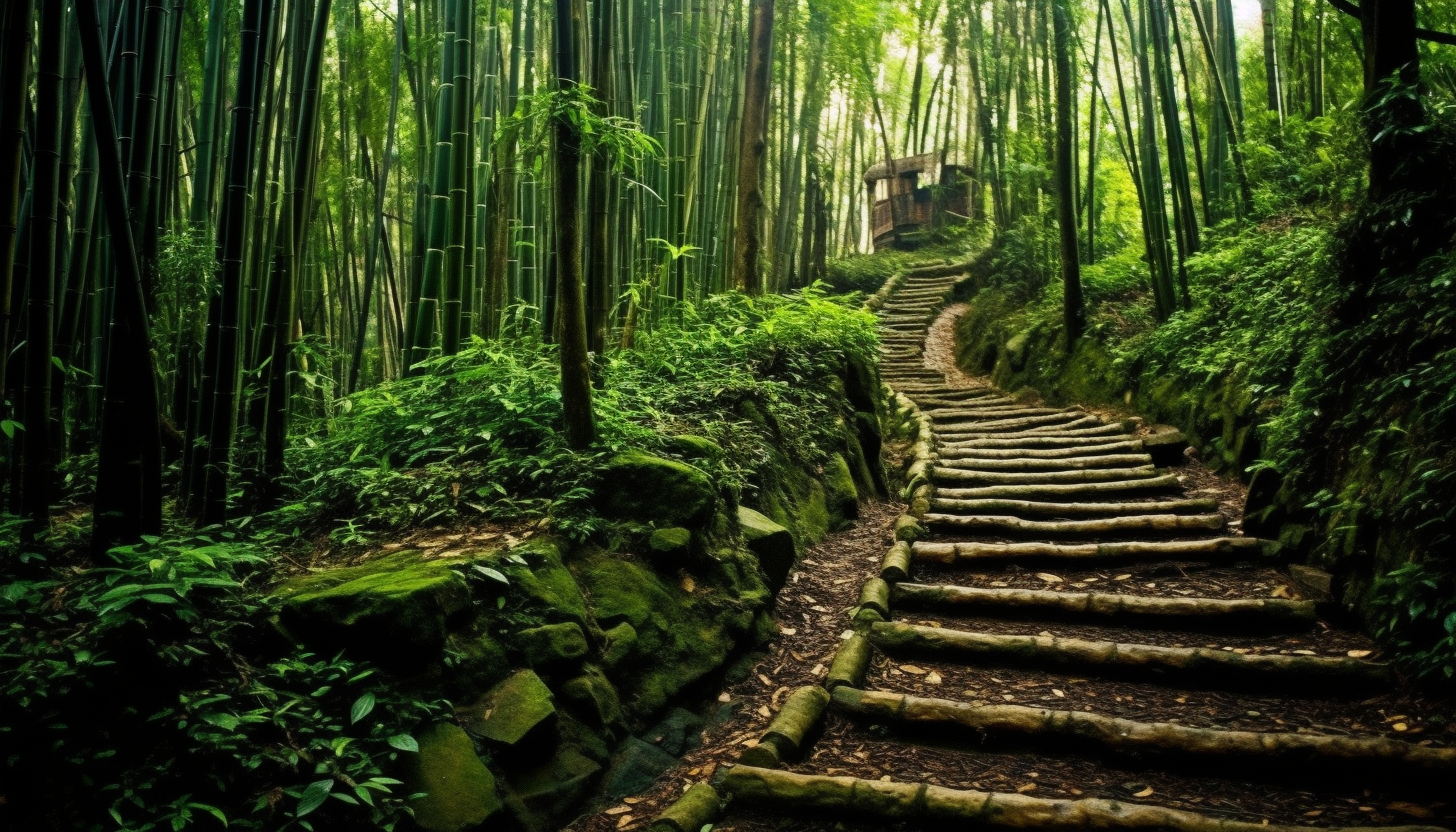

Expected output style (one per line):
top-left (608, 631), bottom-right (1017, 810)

top-left (891, 583), bottom-right (1317, 630)
top-left (923, 512), bottom-right (1227, 538)
top-left (912, 536), bottom-right (1276, 566)
top-left (868, 621), bottom-right (1392, 693)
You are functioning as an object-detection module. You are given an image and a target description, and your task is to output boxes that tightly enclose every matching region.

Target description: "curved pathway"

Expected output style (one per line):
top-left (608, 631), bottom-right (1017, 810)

top-left (697, 263), bottom-right (1455, 832)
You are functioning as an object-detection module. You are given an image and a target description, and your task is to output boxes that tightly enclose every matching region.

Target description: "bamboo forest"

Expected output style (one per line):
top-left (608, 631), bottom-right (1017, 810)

top-left (5, 0), bottom-right (1456, 829)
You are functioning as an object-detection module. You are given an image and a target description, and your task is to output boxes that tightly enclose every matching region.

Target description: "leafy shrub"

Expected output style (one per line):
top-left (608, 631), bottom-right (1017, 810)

top-left (1370, 561), bottom-right (1456, 683)
top-left (281, 287), bottom-right (879, 538)
top-left (1, 531), bottom-right (445, 830)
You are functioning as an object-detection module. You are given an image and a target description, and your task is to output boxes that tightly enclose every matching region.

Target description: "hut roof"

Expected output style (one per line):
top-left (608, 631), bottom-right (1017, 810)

top-left (863, 152), bottom-right (960, 184)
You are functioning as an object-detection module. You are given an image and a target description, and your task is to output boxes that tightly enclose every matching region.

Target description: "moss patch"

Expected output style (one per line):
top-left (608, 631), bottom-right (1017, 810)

top-left (405, 722), bottom-right (502, 832)
top-left (278, 552), bottom-right (470, 667)
top-left (596, 451), bottom-right (717, 528)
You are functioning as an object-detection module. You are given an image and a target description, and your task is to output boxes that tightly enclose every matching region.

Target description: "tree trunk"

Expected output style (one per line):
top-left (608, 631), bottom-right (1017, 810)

top-left (556, 0), bottom-right (595, 449)
top-left (1260, 0), bottom-right (1285, 120)
top-left (78, 0), bottom-right (165, 550)
top-left (0, 1), bottom-right (34, 414)
top-left (1053, 0), bottom-right (1083, 343)
top-left (732, 0), bottom-right (773, 293)
top-left (197, 0), bottom-right (275, 526)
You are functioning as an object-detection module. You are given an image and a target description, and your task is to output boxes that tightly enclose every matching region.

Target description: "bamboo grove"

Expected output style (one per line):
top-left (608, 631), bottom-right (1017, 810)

top-left (2, 0), bottom-right (1454, 551)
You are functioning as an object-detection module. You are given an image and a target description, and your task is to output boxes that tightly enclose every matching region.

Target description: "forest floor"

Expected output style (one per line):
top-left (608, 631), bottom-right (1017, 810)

top-left (561, 298), bottom-right (1456, 832)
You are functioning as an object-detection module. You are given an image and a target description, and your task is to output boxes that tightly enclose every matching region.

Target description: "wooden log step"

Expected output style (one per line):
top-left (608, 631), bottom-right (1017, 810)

top-left (868, 621), bottom-right (1393, 692)
top-left (912, 537), bottom-right (1274, 565)
top-left (930, 454), bottom-right (1154, 472)
top-left (930, 497), bottom-right (1218, 517)
top-left (928, 406), bottom-right (1072, 420)
top-left (939, 423), bottom-right (1130, 441)
top-left (938, 440), bottom-right (1145, 459)
top-left (831, 688), bottom-right (1455, 783)
top-left (913, 395), bottom-right (1019, 407)
top-left (932, 465), bottom-right (1162, 486)
top-left (891, 583), bottom-right (1315, 629)
top-left (714, 765), bottom-right (1445, 832)
top-left (739, 685), bottom-right (830, 768)
top-left (940, 434), bottom-right (1143, 450)
top-left (916, 401), bottom-right (1021, 413)
top-left (924, 513), bottom-right (1226, 537)
top-left (934, 413), bottom-right (1099, 432)
top-left (929, 477), bottom-right (1183, 501)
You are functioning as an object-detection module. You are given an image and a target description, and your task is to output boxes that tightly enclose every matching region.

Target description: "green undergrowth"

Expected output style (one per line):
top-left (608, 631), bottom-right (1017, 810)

top-left (1, 529), bottom-right (445, 830)
top-left (280, 286), bottom-right (877, 543)
top-left (1, 287), bottom-right (884, 830)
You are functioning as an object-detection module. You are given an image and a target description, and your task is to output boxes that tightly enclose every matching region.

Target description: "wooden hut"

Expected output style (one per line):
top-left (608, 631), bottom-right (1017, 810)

top-left (863, 153), bottom-right (972, 250)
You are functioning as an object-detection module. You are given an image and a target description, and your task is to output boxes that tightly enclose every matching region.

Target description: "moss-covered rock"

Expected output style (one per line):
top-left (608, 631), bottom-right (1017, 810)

top-left (579, 555), bottom-right (736, 718)
top-left (596, 451), bottom-right (716, 528)
top-left (600, 736), bottom-right (679, 800)
top-left (442, 629), bottom-right (511, 702)
top-left (462, 669), bottom-right (556, 747)
top-left (516, 622), bottom-right (589, 668)
top-left (738, 506), bottom-right (796, 593)
top-left (665, 434), bottom-right (721, 461)
top-left (559, 666), bottom-right (624, 730)
top-left (823, 452), bottom-right (860, 529)
top-left (278, 552), bottom-right (471, 668)
top-left (404, 722), bottom-right (503, 832)
top-left (503, 746), bottom-right (603, 832)
top-left (600, 622), bottom-right (638, 668)
top-left (647, 527), bottom-right (694, 561)
top-left (496, 541), bottom-right (591, 629)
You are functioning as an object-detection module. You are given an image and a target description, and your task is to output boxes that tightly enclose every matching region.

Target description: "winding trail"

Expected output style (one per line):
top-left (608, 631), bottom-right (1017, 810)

top-left (686, 264), bottom-right (1456, 832)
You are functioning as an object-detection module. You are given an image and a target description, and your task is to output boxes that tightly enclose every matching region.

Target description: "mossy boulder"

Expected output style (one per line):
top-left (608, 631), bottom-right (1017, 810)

top-left (579, 555), bottom-right (736, 718)
top-left (278, 552), bottom-right (471, 668)
top-left (404, 722), bottom-right (503, 832)
top-left (823, 452), bottom-right (860, 529)
top-left (461, 669), bottom-right (556, 747)
top-left (597, 451), bottom-right (717, 528)
top-left (442, 629), bottom-right (511, 701)
top-left (756, 463), bottom-right (831, 547)
top-left (559, 667), bottom-right (624, 730)
top-left (665, 434), bottom-right (721, 461)
top-left (601, 737), bottom-right (679, 800)
top-left (738, 506), bottom-right (796, 593)
top-left (600, 622), bottom-right (638, 668)
top-left (495, 541), bottom-right (590, 629)
top-left (648, 527), bottom-right (694, 561)
top-left (517, 622), bottom-right (589, 668)
top-left (503, 746), bottom-right (603, 832)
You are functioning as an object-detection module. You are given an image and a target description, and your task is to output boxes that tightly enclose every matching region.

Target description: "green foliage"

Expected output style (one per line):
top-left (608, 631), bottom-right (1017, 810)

top-left (1, 532), bottom-right (447, 830)
top-left (498, 84), bottom-right (661, 172)
top-left (1371, 561), bottom-right (1456, 683)
top-left (281, 288), bottom-right (878, 539)
top-left (1142, 220), bottom-right (1336, 421)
